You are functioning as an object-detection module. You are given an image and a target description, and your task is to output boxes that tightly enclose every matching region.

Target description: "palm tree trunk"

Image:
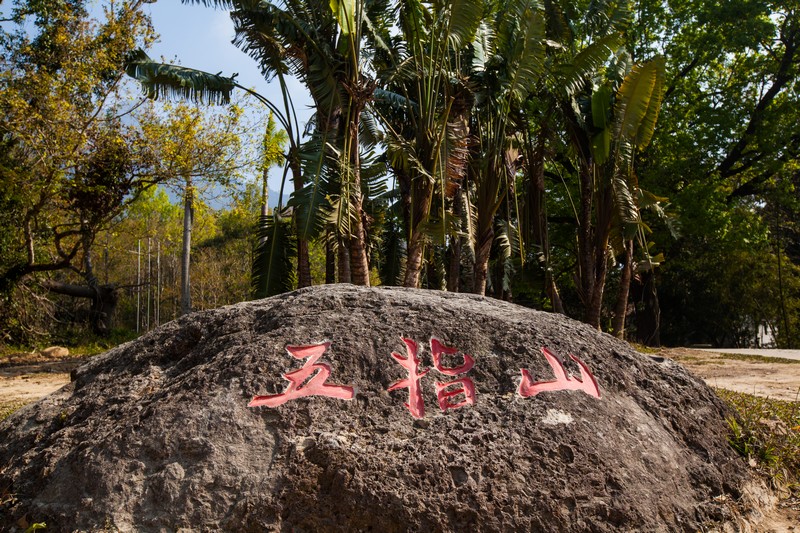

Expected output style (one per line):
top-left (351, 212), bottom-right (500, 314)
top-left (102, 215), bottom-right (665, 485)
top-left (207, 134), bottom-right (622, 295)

top-left (446, 189), bottom-right (463, 292)
top-left (403, 175), bottom-right (434, 288)
top-left (325, 230), bottom-right (336, 284)
top-left (349, 193), bottom-right (371, 286)
top-left (297, 238), bottom-right (312, 287)
top-left (337, 236), bottom-right (351, 283)
top-left (180, 179), bottom-right (193, 315)
top-left (577, 164), bottom-right (595, 324)
top-left (525, 121), bottom-right (564, 313)
top-left (612, 239), bottom-right (634, 338)
top-left (342, 80), bottom-right (373, 287)
top-left (473, 225), bottom-right (493, 296)
top-left (289, 156), bottom-right (312, 288)
top-left (404, 230), bottom-right (426, 288)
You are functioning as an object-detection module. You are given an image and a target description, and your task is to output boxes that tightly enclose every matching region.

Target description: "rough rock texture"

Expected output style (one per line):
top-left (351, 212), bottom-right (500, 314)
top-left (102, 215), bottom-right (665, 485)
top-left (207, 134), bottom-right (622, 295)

top-left (0, 286), bottom-right (765, 531)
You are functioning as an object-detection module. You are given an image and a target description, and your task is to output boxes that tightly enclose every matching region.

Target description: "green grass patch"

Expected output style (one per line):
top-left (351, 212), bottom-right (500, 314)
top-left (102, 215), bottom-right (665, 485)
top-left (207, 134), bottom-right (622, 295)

top-left (716, 388), bottom-right (800, 495)
top-left (718, 352), bottom-right (800, 365)
top-left (628, 342), bottom-right (661, 354)
top-left (0, 328), bottom-right (138, 361)
top-left (0, 400), bottom-right (29, 422)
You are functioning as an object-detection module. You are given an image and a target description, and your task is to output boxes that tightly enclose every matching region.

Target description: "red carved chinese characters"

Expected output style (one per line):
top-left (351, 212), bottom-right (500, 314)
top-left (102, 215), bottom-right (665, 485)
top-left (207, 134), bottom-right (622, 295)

top-left (388, 338), bottom-right (476, 418)
top-left (518, 347), bottom-right (601, 399)
top-left (387, 338), bottom-right (429, 419)
top-left (248, 342), bottom-right (355, 408)
top-left (430, 338), bottom-right (476, 411)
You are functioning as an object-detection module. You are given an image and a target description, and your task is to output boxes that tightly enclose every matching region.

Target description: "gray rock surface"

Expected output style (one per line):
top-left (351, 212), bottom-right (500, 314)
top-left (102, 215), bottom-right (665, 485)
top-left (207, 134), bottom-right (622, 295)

top-left (0, 285), bottom-right (763, 531)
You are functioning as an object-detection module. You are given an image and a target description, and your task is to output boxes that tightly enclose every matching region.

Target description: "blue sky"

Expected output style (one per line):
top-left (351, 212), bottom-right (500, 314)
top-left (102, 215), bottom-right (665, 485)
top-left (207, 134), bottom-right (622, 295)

top-left (0, 0), bottom-right (313, 198)
top-left (144, 1), bottom-right (312, 122)
top-left (143, 2), bottom-right (313, 195)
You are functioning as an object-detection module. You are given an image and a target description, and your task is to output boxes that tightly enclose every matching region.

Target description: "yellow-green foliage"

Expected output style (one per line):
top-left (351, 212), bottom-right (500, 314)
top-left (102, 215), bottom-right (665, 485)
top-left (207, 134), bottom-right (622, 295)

top-left (718, 388), bottom-right (800, 494)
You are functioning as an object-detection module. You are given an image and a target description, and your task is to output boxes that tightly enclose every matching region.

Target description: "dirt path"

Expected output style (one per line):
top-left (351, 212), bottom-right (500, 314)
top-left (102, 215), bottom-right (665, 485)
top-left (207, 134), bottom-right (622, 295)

top-left (660, 348), bottom-right (800, 401)
top-left (0, 357), bottom-right (79, 420)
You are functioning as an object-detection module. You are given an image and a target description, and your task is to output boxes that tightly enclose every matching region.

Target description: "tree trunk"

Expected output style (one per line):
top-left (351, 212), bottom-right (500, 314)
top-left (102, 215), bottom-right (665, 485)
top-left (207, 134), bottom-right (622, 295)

top-left (337, 237), bottom-right (351, 284)
top-left (525, 122), bottom-right (564, 314)
top-left (402, 168), bottom-right (434, 288)
top-left (349, 193), bottom-right (371, 286)
top-left (446, 189), bottom-right (463, 292)
top-left (404, 229), bottom-right (427, 288)
top-left (325, 231), bottom-right (336, 284)
top-left (633, 271), bottom-right (661, 347)
top-left (546, 277), bottom-right (565, 314)
top-left (289, 155), bottom-right (313, 289)
top-left (341, 79), bottom-right (374, 287)
top-left (41, 280), bottom-right (118, 335)
top-left (180, 180), bottom-right (193, 316)
top-left (577, 163), bottom-right (596, 325)
top-left (612, 239), bottom-right (634, 339)
top-left (261, 165), bottom-right (269, 219)
top-left (473, 225), bottom-right (493, 296)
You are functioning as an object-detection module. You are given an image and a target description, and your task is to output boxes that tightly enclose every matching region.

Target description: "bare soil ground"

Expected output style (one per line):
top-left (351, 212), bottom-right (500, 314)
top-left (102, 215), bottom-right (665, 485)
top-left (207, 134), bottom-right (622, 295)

top-left (0, 353), bottom-right (78, 420)
top-left (660, 347), bottom-right (800, 402)
top-left (1, 346), bottom-right (797, 530)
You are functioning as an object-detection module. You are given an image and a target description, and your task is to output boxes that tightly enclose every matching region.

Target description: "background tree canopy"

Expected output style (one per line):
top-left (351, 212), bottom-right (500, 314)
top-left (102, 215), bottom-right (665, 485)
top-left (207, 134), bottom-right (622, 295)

top-left (1, 0), bottom-right (798, 349)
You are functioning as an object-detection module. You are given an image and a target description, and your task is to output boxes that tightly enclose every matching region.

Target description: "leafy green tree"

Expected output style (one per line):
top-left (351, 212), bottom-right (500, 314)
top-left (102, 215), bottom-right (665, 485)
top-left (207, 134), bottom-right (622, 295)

top-left (138, 101), bottom-right (247, 315)
top-left (544, 0), bottom-right (666, 330)
top-left (375, 0), bottom-right (481, 289)
top-left (0, 0), bottom-right (158, 336)
top-left (631, 0), bottom-right (800, 346)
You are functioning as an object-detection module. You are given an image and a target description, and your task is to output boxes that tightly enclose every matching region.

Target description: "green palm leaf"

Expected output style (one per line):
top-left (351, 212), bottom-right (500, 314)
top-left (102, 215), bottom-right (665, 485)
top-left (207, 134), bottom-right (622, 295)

top-left (632, 57), bottom-right (666, 149)
top-left (290, 131), bottom-right (337, 240)
top-left (471, 21), bottom-right (495, 73)
top-left (614, 56), bottom-right (666, 149)
top-left (496, 0), bottom-right (546, 102)
top-left (559, 34), bottom-right (624, 97)
top-left (447, 0), bottom-right (484, 49)
top-left (252, 213), bottom-right (297, 298)
top-left (590, 84), bottom-right (613, 164)
top-left (125, 50), bottom-right (236, 104)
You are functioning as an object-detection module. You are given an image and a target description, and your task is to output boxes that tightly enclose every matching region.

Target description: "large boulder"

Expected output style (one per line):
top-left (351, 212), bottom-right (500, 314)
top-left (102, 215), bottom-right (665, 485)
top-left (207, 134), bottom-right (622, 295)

top-left (0, 286), bottom-right (769, 531)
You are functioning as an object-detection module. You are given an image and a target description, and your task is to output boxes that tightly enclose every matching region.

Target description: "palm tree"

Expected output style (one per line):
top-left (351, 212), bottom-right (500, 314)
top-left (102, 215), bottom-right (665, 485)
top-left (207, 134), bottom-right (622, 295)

top-left (127, 0), bottom-right (386, 289)
top-left (375, 0), bottom-right (483, 288)
top-left (125, 48), bottom-right (310, 292)
top-left (467, 0), bottom-right (547, 295)
top-left (556, 21), bottom-right (666, 329)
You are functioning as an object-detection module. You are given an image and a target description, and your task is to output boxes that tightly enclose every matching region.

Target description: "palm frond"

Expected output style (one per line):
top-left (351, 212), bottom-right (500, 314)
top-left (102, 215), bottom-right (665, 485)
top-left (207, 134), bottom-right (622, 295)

top-left (632, 57), bottom-right (666, 149)
top-left (496, 0), bottom-right (546, 102)
top-left (232, 3), bottom-right (341, 115)
top-left (181, 0), bottom-right (239, 9)
top-left (611, 140), bottom-right (639, 224)
top-left (559, 34), bottom-right (623, 96)
top-left (330, 0), bottom-right (357, 38)
top-left (585, 0), bottom-right (631, 37)
top-left (398, 0), bottom-right (430, 50)
top-left (125, 50), bottom-right (235, 104)
top-left (543, 0), bottom-right (572, 43)
top-left (252, 213), bottom-right (297, 299)
top-left (360, 109), bottom-right (384, 148)
top-left (447, 0), bottom-right (484, 49)
top-left (290, 131), bottom-right (337, 240)
top-left (590, 84), bottom-right (613, 164)
top-left (614, 56), bottom-right (666, 149)
top-left (471, 21), bottom-right (495, 73)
